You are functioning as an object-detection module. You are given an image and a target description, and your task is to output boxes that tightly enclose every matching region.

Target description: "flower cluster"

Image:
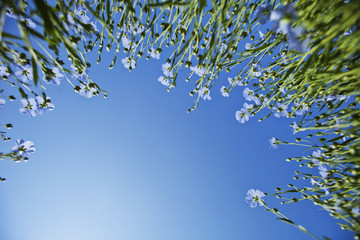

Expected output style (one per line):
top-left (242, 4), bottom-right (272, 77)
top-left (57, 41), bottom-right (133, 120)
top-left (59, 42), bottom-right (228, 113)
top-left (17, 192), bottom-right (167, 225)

top-left (19, 96), bottom-right (55, 117)
top-left (158, 63), bottom-right (173, 87)
top-left (235, 103), bottom-right (254, 124)
top-left (75, 83), bottom-right (99, 98)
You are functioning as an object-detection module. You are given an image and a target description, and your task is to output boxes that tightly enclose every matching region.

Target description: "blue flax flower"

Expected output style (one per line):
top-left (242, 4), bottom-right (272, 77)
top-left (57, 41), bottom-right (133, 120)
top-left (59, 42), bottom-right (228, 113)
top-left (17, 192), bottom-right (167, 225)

top-left (269, 137), bottom-right (279, 149)
top-left (11, 139), bottom-right (36, 158)
top-left (245, 189), bottom-right (265, 208)
top-left (254, 4), bottom-right (272, 25)
top-left (270, 4), bottom-right (309, 52)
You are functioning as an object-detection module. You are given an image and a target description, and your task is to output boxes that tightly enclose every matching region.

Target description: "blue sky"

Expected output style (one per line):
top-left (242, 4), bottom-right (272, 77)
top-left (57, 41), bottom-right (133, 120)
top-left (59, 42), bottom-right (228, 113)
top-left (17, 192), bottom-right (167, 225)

top-left (0, 9), bottom-right (354, 240)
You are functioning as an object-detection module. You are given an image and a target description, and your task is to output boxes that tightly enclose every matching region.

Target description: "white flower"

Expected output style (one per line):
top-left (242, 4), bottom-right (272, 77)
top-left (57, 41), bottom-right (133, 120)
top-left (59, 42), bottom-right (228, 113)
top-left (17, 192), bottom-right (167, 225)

top-left (269, 137), bottom-right (279, 149)
top-left (310, 178), bottom-right (320, 186)
top-left (15, 65), bottom-right (33, 82)
top-left (162, 62), bottom-right (173, 78)
top-left (292, 103), bottom-right (308, 115)
top-left (149, 48), bottom-right (160, 59)
top-left (122, 57), bottom-right (136, 70)
top-left (245, 189), bottom-right (265, 208)
top-left (21, 17), bottom-right (36, 29)
top-left (245, 43), bottom-right (253, 50)
top-left (318, 165), bottom-right (328, 179)
top-left (290, 121), bottom-right (298, 134)
top-left (272, 103), bottom-right (288, 118)
top-left (158, 76), bottom-right (170, 87)
top-left (78, 83), bottom-right (98, 98)
top-left (220, 86), bottom-right (229, 97)
top-left (0, 66), bottom-right (10, 78)
top-left (190, 65), bottom-right (208, 77)
top-left (199, 87), bottom-right (211, 101)
top-left (243, 88), bottom-right (255, 101)
top-left (121, 36), bottom-right (133, 50)
top-left (228, 77), bottom-right (242, 86)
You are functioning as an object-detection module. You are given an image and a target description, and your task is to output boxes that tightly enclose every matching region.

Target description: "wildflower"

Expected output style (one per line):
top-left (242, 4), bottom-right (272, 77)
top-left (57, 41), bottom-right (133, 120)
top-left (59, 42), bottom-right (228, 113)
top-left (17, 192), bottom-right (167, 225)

top-left (19, 98), bottom-right (38, 117)
top-left (270, 4), bottom-right (309, 52)
top-left (0, 65), bottom-right (10, 78)
top-left (290, 121), bottom-right (298, 134)
top-left (70, 64), bottom-right (86, 80)
top-left (245, 43), bottom-right (253, 50)
top-left (122, 57), bottom-right (136, 70)
top-left (15, 65), bottom-right (33, 82)
top-left (310, 178), bottom-right (320, 186)
top-left (269, 137), bottom-right (279, 149)
top-left (0, 98), bottom-right (5, 108)
top-left (77, 83), bottom-right (98, 98)
top-left (43, 68), bottom-right (64, 85)
top-left (35, 96), bottom-right (55, 114)
top-left (312, 150), bottom-right (322, 158)
top-left (220, 86), bottom-right (229, 97)
top-left (235, 109), bottom-right (250, 124)
top-left (158, 76), bottom-right (170, 87)
top-left (129, 23), bottom-right (145, 35)
top-left (292, 103), bottom-right (308, 115)
top-left (270, 4), bottom-right (297, 35)
top-left (243, 88), bottom-right (256, 101)
top-left (22, 17), bottom-right (36, 29)
top-left (318, 165), bottom-right (328, 179)
top-left (288, 27), bottom-right (310, 53)
top-left (249, 64), bottom-right (262, 77)
top-left (259, 30), bottom-right (265, 39)
top-left (198, 87), bottom-right (211, 101)
top-left (228, 77), bottom-right (242, 86)
top-left (11, 139), bottom-right (36, 158)
top-left (245, 189), bottom-right (265, 208)
top-left (190, 65), bottom-right (208, 77)
top-left (149, 48), bottom-right (160, 59)
top-left (121, 36), bottom-right (134, 50)
top-left (6, 8), bottom-right (18, 19)
top-left (272, 103), bottom-right (288, 118)
top-left (162, 62), bottom-right (173, 78)
top-left (75, 5), bottom-right (90, 24)
top-left (254, 4), bottom-right (272, 24)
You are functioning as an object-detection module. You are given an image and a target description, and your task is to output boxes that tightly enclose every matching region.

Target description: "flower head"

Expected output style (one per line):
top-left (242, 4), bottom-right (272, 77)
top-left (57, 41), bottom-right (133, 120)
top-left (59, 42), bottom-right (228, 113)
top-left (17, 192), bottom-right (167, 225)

top-left (272, 103), bottom-right (288, 118)
top-left (269, 137), bottom-right (279, 149)
top-left (70, 64), bottom-right (87, 80)
top-left (19, 98), bottom-right (38, 117)
top-left (245, 189), bottom-right (265, 208)
top-left (0, 65), bottom-right (10, 78)
top-left (158, 76), bottom-right (170, 87)
top-left (162, 62), bottom-right (173, 78)
top-left (318, 165), bottom-right (329, 179)
top-left (15, 65), bottom-right (33, 82)
top-left (122, 57), bottom-right (136, 70)
top-left (43, 68), bottom-right (64, 85)
top-left (77, 83), bottom-right (98, 98)
top-left (190, 65), bottom-right (208, 77)
top-left (35, 96), bottom-right (55, 114)
top-left (254, 4), bottom-right (272, 24)
top-left (149, 47), bottom-right (160, 59)
top-left (11, 139), bottom-right (36, 158)
top-left (198, 87), bottom-right (211, 101)
top-left (220, 86), bottom-right (229, 97)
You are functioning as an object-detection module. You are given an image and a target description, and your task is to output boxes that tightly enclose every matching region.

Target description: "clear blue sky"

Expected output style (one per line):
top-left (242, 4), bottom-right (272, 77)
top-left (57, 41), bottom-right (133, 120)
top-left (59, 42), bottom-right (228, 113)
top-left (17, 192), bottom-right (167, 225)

top-left (0, 9), bottom-right (353, 240)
